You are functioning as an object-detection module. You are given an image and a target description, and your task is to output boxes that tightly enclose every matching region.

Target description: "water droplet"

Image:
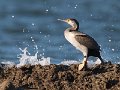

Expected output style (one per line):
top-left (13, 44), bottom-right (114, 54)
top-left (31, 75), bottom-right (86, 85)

top-left (23, 29), bottom-right (25, 32)
top-left (12, 15), bottom-right (15, 18)
top-left (112, 49), bottom-right (115, 51)
top-left (43, 49), bottom-right (45, 51)
top-left (109, 40), bottom-right (111, 42)
top-left (90, 14), bottom-right (93, 16)
top-left (48, 40), bottom-right (51, 43)
top-left (74, 4), bottom-right (78, 8)
top-left (32, 23), bottom-right (35, 26)
top-left (60, 46), bottom-right (63, 48)
top-left (112, 25), bottom-right (114, 27)
top-left (46, 9), bottom-right (48, 11)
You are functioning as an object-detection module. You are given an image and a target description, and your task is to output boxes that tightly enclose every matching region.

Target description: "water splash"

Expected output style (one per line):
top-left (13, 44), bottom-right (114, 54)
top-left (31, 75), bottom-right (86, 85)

top-left (60, 58), bottom-right (103, 68)
top-left (1, 61), bottom-right (15, 67)
top-left (17, 47), bottom-right (50, 67)
top-left (60, 60), bottom-right (80, 65)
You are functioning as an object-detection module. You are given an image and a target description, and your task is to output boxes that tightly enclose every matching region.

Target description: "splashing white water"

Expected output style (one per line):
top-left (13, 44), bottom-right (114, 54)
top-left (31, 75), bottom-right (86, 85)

top-left (60, 58), bottom-right (103, 68)
top-left (60, 60), bottom-right (80, 65)
top-left (0, 47), bottom-right (103, 68)
top-left (0, 46), bottom-right (103, 68)
top-left (16, 47), bottom-right (50, 67)
top-left (1, 61), bottom-right (15, 67)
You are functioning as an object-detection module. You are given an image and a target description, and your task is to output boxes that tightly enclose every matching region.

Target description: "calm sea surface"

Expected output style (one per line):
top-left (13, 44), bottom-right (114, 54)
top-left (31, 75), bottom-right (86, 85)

top-left (0, 0), bottom-right (120, 64)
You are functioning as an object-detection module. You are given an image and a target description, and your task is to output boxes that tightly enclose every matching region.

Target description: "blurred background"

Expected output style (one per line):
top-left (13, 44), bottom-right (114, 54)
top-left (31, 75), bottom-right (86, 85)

top-left (0, 0), bottom-right (120, 64)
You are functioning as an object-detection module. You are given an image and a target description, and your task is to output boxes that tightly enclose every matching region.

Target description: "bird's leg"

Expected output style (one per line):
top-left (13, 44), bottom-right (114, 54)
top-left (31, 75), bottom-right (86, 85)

top-left (98, 56), bottom-right (104, 64)
top-left (78, 48), bottom-right (88, 71)
top-left (78, 56), bottom-right (88, 70)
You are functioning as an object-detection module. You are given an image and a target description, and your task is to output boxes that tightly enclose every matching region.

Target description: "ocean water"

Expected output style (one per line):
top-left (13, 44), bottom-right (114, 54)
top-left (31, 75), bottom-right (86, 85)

top-left (0, 0), bottom-right (120, 65)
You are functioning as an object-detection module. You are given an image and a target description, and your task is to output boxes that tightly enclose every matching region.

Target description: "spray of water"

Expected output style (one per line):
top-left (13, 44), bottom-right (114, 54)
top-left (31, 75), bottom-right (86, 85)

top-left (17, 47), bottom-right (50, 67)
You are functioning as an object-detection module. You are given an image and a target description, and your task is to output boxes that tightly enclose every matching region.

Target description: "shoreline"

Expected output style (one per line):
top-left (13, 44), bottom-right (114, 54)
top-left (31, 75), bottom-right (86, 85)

top-left (0, 63), bottom-right (120, 90)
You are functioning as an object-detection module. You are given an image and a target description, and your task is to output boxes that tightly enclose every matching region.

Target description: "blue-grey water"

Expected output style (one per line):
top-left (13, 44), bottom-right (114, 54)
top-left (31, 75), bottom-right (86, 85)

top-left (0, 0), bottom-right (120, 64)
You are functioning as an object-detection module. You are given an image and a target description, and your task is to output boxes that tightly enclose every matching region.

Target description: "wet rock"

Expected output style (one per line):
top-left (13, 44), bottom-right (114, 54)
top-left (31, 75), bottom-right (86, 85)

top-left (0, 79), bottom-right (15, 90)
top-left (0, 63), bottom-right (120, 90)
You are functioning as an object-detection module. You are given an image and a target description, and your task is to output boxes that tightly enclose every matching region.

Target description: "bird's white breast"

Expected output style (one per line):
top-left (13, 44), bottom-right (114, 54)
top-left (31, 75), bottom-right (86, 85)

top-left (64, 29), bottom-right (88, 56)
top-left (64, 30), bottom-right (84, 51)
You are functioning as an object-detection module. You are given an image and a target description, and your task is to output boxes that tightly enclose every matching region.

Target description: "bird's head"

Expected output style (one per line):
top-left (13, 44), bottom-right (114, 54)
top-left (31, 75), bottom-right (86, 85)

top-left (58, 18), bottom-right (79, 30)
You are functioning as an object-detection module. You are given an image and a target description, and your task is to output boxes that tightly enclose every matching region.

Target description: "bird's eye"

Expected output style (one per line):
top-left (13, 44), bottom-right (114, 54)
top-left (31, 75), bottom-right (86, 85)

top-left (67, 19), bottom-right (70, 22)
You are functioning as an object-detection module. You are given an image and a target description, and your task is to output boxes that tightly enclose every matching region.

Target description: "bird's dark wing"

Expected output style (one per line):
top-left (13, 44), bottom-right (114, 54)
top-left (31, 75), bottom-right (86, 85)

top-left (75, 34), bottom-right (100, 50)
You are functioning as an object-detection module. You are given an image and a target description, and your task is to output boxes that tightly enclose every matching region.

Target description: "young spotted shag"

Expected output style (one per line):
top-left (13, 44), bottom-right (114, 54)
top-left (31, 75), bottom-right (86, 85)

top-left (58, 18), bottom-right (104, 70)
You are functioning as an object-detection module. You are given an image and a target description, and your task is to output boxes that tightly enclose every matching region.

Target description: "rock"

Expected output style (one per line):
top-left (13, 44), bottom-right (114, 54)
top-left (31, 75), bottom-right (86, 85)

top-left (0, 63), bottom-right (120, 90)
top-left (0, 79), bottom-right (15, 90)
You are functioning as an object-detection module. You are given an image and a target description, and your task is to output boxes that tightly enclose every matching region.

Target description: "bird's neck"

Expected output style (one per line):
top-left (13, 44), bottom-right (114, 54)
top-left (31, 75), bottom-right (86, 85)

top-left (70, 24), bottom-right (79, 31)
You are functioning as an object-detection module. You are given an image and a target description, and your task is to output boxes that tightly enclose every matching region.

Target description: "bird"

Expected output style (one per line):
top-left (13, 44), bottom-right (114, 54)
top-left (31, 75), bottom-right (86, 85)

top-left (58, 18), bottom-right (104, 70)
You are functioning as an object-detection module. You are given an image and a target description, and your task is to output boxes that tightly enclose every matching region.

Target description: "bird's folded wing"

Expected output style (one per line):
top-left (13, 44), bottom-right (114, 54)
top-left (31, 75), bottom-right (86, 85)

top-left (75, 34), bottom-right (100, 50)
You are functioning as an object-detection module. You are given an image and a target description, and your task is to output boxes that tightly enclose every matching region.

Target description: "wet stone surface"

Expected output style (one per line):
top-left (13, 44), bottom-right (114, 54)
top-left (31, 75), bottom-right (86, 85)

top-left (0, 63), bottom-right (120, 90)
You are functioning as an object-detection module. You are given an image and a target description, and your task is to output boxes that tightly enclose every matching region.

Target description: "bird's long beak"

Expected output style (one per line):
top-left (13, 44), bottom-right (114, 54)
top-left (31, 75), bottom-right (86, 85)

top-left (57, 19), bottom-right (66, 22)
